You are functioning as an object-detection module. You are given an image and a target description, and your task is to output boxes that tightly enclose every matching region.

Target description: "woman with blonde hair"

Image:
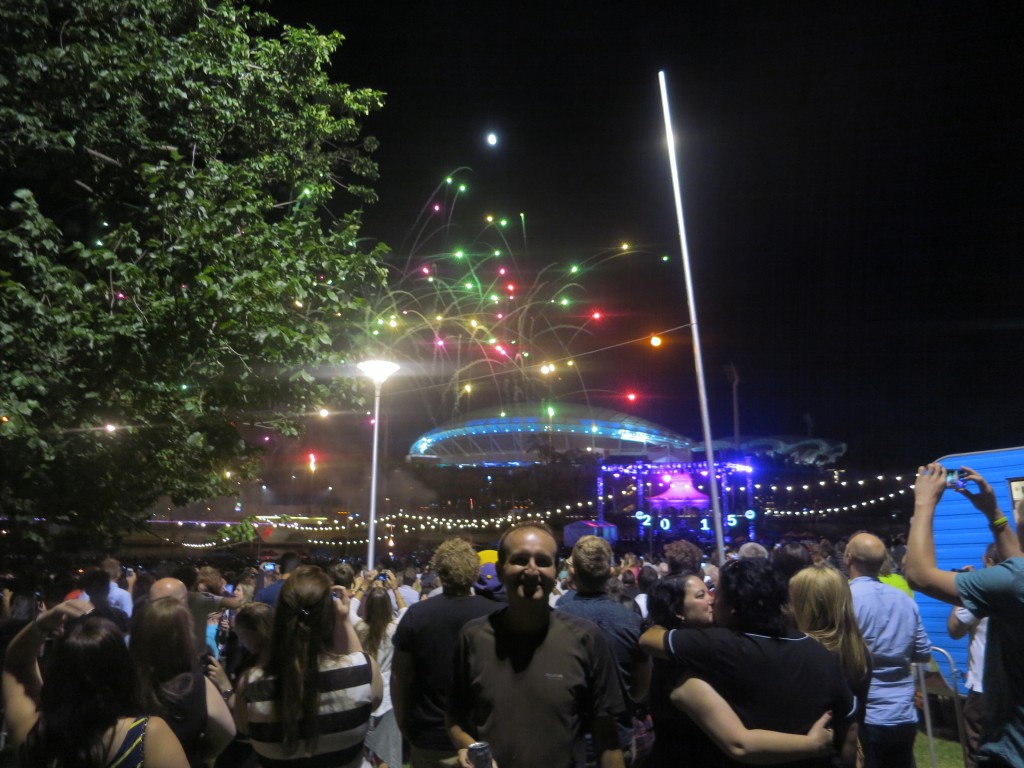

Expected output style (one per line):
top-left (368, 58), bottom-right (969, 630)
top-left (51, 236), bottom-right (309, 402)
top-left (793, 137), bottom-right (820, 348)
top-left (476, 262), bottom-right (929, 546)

top-left (789, 563), bottom-right (872, 726)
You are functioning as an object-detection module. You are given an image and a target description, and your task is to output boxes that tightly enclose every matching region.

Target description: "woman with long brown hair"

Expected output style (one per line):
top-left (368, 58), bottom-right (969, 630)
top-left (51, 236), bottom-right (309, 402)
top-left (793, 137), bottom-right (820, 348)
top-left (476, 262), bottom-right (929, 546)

top-left (236, 565), bottom-right (382, 767)
top-left (354, 571), bottom-right (406, 768)
top-left (130, 596), bottom-right (236, 767)
top-left (3, 602), bottom-right (187, 767)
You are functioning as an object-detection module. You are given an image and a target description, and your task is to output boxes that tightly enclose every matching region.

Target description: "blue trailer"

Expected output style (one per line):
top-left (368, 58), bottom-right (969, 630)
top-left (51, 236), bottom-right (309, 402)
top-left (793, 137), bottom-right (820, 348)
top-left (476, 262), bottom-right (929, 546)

top-left (916, 445), bottom-right (1024, 695)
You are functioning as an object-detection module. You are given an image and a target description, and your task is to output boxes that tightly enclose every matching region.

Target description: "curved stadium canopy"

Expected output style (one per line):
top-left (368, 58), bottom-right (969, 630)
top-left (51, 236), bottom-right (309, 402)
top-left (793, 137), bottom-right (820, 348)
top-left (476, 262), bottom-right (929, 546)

top-left (407, 403), bottom-right (696, 467)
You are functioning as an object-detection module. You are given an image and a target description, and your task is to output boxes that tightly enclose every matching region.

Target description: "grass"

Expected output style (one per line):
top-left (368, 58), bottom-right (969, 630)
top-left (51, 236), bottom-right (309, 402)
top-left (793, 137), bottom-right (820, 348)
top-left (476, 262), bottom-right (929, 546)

top-left (915, 731), bottom-right (965, 768)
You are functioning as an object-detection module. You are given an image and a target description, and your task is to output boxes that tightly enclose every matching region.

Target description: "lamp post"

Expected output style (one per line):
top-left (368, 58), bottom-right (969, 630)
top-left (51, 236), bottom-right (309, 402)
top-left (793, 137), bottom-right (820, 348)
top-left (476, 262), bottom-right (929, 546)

top-left (357, 359), bottom-right (400, 571)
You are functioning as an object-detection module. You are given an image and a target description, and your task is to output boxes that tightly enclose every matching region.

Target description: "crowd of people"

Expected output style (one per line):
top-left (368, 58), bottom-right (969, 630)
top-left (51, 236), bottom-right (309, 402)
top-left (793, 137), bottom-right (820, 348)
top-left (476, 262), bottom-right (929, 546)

top-left (0, 462), bottom-right (1021, 767)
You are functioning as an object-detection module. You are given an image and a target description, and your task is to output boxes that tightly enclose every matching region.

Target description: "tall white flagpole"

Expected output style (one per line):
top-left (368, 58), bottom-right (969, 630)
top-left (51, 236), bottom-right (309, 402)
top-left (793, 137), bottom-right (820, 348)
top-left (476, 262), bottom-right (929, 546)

top-left (658, 71), bottom-right (726, 565)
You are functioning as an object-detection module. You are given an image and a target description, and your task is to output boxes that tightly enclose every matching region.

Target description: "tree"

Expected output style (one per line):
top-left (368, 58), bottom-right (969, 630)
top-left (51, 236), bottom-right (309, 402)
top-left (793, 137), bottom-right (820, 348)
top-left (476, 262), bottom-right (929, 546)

top-left (0, 0), bottom-right (387, 550)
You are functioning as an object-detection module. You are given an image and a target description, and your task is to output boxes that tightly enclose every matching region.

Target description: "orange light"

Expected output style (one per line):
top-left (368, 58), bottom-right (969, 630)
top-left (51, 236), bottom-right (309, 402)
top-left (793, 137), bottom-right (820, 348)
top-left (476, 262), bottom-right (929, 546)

top-left (650, 336), bottom-right (662, 347)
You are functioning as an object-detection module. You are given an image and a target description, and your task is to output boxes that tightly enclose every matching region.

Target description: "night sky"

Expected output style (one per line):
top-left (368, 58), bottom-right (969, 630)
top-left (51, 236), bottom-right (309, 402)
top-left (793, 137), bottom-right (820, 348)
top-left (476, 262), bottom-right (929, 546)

top-left (271, 2), bottom-right (1024, 473)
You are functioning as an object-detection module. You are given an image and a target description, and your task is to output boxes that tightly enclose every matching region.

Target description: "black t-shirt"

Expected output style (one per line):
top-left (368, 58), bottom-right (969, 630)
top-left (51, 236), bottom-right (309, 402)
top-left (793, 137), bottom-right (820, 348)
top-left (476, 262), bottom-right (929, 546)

top-left (664, 627), bottom-right (855, 768)
top-left (449, 609), bottom-right (626, 768)
top-left (392, 593), bottom-right (502, 749)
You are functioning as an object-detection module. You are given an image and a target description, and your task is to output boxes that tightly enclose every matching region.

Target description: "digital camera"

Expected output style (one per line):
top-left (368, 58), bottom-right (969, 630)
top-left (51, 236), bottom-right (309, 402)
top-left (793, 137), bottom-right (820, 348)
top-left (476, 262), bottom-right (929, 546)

top-left (945, 469), bottom-right (969, 490)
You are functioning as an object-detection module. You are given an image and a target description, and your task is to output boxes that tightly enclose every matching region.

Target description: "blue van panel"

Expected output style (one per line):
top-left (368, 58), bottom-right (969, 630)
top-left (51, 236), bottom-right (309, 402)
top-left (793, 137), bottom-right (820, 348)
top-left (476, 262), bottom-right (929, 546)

top-left (917, 446), bottom-right (1024, 694)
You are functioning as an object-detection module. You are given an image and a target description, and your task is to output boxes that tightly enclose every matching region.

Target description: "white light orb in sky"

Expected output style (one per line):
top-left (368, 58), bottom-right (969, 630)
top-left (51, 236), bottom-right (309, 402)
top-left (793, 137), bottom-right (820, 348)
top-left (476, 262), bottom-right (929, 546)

top-left (486, 132), bottom-right (498, 146)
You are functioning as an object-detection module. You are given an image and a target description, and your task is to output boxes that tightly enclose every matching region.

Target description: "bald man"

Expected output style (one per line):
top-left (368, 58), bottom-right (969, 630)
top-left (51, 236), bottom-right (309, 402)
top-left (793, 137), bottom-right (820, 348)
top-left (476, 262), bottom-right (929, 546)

top-left (845, 532), bottom-right (931, 768)
top-left (150, 577), bottom-right (189, 604)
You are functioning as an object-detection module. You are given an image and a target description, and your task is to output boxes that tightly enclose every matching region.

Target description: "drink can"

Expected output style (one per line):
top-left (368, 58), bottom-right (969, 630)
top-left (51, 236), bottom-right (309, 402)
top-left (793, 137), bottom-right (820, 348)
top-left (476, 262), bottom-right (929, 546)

top-left (467, 741), bottom-right (492, 768)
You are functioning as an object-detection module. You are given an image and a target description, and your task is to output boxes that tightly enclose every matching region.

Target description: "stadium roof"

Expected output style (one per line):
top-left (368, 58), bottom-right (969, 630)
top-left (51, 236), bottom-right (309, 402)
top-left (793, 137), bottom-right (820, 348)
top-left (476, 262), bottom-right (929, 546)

top-left (407, 402), bottom-right (696, 467)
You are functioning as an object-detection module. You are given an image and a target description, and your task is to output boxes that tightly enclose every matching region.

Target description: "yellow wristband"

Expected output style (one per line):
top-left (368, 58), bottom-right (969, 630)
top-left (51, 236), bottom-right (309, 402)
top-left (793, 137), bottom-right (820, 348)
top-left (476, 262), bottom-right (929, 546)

top-left (990, 516), bottom-right (1008, 528)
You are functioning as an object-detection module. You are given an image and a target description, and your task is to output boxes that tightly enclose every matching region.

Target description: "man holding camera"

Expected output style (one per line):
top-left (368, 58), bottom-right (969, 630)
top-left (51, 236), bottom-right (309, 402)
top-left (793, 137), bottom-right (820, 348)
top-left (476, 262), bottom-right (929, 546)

top-left (904, 463), bottom-right (1024, 768)
top-left (254, 551), bottom-right (301, 607)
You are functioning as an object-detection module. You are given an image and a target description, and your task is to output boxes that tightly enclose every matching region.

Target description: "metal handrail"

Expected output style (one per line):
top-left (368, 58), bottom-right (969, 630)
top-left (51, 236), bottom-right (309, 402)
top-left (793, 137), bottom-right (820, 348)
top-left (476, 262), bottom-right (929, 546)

top-left (915, 645), bottom-right (970, 768)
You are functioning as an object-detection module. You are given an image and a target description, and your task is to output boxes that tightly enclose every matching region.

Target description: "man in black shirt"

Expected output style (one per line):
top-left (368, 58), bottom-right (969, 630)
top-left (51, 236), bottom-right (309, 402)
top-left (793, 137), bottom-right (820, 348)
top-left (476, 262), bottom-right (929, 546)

top-left (393, 537), bottom-right (502, 768)
top-left (447, 522), bottom-right (626, 768)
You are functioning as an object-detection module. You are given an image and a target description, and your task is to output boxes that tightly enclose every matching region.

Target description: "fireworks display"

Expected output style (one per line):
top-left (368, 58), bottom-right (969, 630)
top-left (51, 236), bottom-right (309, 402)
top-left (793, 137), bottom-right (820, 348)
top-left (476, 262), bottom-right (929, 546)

top-left (357, 169), bottom-right (682, 428)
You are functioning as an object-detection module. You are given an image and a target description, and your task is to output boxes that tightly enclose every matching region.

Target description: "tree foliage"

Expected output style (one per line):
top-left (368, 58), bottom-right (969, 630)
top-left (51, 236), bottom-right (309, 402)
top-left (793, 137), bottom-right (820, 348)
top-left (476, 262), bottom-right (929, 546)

top-left (0, 0), bottom-right (387, 550)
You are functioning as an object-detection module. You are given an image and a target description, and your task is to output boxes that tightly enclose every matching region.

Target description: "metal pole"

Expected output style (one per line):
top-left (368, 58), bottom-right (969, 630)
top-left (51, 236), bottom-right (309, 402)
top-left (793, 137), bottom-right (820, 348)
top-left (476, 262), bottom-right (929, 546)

top-left (367, 382), bottom-right (383, 571)
top-left (659, 71), bottom-right (726, 564)
top-left (729, 364), bottom-right (740, 452)
top-left (915, 662), bottom-right (939, 768)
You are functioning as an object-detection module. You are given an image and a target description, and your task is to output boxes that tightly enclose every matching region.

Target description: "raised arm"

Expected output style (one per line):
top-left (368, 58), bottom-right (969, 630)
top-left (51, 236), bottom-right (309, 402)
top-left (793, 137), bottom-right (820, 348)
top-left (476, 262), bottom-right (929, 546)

top-left (906, 464), bottom-right (1021, 604)
top-left (219, 591), bottom-right (246, 610)
top-left (330, 585), bottom-right (364, 655)
top-left (1011, 497), bottom-right (1024, 559)
top-left (904, 463), bottom-right (964, 604)
top-left (959, 467), bottom-right (1022, 561)
top-left (670, 678), bottom-right (834, 765)
top-left (1, 600), bottom-right (92, 744)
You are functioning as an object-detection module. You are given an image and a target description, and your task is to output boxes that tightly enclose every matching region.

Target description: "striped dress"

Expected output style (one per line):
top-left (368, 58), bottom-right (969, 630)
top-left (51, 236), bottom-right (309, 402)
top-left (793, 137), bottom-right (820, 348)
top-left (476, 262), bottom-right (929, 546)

top-left (242, 652), bottom-right (375, 768)
top-left (106, 717), bottom-right (147, 768)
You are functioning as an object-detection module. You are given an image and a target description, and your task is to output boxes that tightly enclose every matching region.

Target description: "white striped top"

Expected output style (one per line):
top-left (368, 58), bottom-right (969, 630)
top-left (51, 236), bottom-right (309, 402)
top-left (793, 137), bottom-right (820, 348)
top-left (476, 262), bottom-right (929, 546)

top-left (242, 652), bottom-right (374, 768)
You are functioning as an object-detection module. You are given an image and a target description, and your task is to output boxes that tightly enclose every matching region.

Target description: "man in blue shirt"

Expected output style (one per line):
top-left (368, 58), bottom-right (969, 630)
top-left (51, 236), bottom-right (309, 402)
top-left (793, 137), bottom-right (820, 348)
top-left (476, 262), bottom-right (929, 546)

top-left (845, 532), bottom-right (931, 768)
top-left (904, 463), bottom-right (1024, 768)
top-left (557, 536), bottom-right (651, 765)
top-left (99, 558), bottom-right (134, 617)
top-left (254, 551), bottom-right (301, 607)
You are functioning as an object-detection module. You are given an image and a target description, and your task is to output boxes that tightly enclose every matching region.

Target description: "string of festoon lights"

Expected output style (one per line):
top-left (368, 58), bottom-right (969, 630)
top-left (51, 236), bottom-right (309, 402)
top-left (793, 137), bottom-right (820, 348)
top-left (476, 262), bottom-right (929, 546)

top-left (298, 505), bottom-right (596, 546)
top-left (156, 472), bottom-right (915, 548)
top-left (761, 484), bottom-right (913, 517)
top-left (737, 474), bottom-right (913, 517)
top-left (157, 504), bottom-right (597, 549)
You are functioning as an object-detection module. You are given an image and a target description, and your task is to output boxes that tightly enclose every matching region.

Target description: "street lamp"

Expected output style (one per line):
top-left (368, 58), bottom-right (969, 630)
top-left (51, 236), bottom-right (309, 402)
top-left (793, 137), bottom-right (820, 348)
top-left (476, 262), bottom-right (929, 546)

top-left (357, 359), bottom-right (400, 570)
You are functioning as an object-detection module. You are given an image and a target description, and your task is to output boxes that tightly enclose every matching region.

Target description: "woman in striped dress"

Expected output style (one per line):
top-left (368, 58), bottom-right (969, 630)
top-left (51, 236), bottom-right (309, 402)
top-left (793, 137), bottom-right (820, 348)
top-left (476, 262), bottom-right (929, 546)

top-left (235, 566), bottom-right (383, 768)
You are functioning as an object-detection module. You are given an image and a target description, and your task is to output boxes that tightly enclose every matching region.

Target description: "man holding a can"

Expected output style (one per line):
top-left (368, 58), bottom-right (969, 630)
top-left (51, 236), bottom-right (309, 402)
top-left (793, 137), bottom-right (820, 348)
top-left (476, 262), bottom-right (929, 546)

top-left (446, 522), bottom-right (626, 768)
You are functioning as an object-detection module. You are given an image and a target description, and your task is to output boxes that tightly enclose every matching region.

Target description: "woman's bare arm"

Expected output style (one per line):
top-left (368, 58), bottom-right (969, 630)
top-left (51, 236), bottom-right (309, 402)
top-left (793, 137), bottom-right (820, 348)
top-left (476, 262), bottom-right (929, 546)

top-left (2, 600), bottom-right (92, 745)
top-left (670, 678), bottom-right (833, 764)
top-left (144, 716), bottom-right (190, 768)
